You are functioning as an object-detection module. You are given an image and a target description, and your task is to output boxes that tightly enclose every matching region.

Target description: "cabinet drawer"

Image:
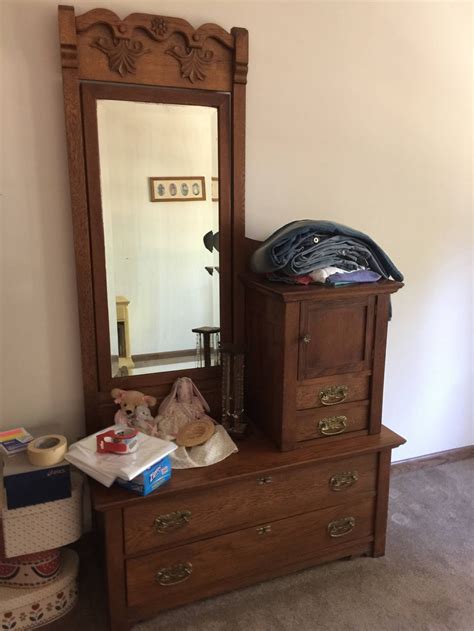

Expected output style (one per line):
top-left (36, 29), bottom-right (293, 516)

top-left (296, 403), bottom-right (369, 442)
top-left (126, 497), bottom-right (375, 609)
top-left (124, 453), bottom-right (377, 554)
top-left (296, 373), bottom-right (370, 410)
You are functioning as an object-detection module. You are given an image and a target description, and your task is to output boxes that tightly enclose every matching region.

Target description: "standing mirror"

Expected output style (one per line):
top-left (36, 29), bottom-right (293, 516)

top-left (58, 7), bottom-right (247, 432)
top-left (97, 100), bottom-right (221, 378)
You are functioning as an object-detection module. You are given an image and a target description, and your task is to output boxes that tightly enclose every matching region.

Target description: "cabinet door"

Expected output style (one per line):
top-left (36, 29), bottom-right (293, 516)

top-left (298, 296), bottom-right (375, 380)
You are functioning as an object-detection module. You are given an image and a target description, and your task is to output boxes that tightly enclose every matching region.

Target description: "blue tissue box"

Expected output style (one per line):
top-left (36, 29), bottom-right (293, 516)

top-left (115, 455), bottom-right (172, 496)
top-left (3, 452), bottom-right (71, 509)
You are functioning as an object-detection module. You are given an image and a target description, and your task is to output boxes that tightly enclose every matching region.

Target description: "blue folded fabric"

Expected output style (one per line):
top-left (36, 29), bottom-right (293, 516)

top-left (326, 270), bottom-right (381, 285)
top-left (251, 220), bottom-right (403, 282)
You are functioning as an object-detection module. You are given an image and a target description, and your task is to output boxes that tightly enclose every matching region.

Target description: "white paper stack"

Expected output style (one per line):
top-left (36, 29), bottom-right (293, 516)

top-left (65, 426), bottom-right (177, 487)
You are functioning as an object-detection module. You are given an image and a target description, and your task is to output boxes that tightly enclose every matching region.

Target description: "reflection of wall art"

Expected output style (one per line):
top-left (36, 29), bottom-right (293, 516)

top-left (211, 177), bottom-right (219, 202)
top-left (149, 177), bottom-right (206, 202)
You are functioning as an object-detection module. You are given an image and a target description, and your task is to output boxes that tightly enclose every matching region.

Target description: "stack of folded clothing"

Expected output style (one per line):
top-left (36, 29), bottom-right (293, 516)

top-left (251, 220), bottom-right (403, 286)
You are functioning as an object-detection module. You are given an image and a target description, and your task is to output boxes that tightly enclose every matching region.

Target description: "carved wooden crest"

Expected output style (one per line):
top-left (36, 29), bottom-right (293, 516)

top-left (70, 9), bottom-right (246, 84)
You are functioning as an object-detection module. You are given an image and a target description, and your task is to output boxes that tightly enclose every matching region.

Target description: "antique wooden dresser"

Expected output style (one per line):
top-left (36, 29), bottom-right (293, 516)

top-left (57, 6), bottom-right (405, 630)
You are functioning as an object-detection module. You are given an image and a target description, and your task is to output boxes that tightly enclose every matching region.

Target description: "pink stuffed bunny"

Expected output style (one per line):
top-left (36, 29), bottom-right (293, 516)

top-left (155, 377), bottom-right (215, 441)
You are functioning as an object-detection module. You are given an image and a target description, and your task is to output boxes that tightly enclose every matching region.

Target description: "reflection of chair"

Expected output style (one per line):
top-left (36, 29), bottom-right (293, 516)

top-left (116, 296), bottom-right (135, 370)
top-left (192, 326), bottom-right (220, 368)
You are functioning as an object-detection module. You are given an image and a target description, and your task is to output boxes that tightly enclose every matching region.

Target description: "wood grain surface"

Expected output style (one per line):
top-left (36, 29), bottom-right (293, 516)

top-left (123, 452), bottom-right (377, 555)
top-left (91, 426), bottom-right (405, 511)
top-left (126, 497), bottom-right (375, 610)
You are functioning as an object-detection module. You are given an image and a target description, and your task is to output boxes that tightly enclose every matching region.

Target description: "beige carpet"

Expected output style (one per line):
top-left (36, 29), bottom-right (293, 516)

top-left (46, 458), bottom-right (474, 631)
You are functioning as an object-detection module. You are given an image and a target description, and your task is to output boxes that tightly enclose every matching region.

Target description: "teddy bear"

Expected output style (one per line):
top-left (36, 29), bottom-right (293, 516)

top-left (111, 388), bottom-right (159, 436)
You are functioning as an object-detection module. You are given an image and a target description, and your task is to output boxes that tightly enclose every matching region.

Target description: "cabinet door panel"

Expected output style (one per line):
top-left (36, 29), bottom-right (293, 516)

top-left (299, 297), bottom-right (375, 380)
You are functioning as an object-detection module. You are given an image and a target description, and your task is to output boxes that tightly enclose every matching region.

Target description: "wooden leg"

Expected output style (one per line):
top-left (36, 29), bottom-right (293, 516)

top-left (372, 450), bottom-right (392, 557)
top-left (103, 509), bottom-right (129, 631)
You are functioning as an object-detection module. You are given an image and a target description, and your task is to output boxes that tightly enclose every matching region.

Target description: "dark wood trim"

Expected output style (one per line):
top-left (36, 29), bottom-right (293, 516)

top-left (241, 274), bottom-right (404, 302)
top-left (231, 28), bottom-right (248, 346)
top-left (372, 450), bottom-right (391, 557)
top-left (59, 7), bottom-right (99, 425)
top-left (369, 293), bottom-right (390, 434)
top-left (103, 509), bottom-right (128, 631)
top-left (391, 445), bottom-right (474, 476)
top-left (280, 301), bottom-right (299, 450)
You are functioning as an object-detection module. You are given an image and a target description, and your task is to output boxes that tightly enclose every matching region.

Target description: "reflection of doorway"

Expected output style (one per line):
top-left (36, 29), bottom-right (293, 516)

top-left (116, 296), bottom-right (134, 370)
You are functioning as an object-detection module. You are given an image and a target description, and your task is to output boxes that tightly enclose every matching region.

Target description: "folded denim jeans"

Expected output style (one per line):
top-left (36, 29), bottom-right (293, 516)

top-left (251, 220), bottom-right (403, 282)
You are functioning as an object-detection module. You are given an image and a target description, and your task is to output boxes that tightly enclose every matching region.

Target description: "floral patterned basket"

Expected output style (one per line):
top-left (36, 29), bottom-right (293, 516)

top-left (0, 549), bottom-right (78, 631)
top-left (0, 549), bottom-right (61, 589)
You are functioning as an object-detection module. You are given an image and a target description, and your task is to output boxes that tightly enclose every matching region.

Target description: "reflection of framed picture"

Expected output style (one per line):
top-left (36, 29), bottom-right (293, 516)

top-left (149, 176), bottom-right (206, 202)
top-left (211, 177), bottom-right (219, 202)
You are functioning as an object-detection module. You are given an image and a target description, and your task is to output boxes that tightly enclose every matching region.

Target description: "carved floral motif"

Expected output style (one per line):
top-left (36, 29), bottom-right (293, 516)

top-left (150, 16), bottom-right (168, 37)
top-left (92, 37), bottom-right (150, 76)
top-left (166, 45), bottom-right (214, 83)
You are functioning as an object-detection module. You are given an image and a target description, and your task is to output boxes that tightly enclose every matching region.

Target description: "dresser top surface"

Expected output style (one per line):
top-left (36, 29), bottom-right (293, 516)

top-left (241, 274), bottom-right (403, 302)
top-left (91, 426), bottom-right (405, 511)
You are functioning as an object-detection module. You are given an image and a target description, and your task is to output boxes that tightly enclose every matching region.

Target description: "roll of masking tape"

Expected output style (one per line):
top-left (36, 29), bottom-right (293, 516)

top-left (27, 435), bottom-right (68, 466)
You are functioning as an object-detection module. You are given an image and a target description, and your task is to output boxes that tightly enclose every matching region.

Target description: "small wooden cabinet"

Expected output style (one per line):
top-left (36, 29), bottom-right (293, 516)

top-left (243, 276), bottom-right (403, 451)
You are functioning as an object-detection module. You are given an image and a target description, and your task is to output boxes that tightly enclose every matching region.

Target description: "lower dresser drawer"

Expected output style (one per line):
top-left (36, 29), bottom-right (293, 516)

top-left (296, 402), bottom-right (369, 442)
top-left (124, 453), bottom-right (377, 554)
top-left (126, 497), bottom-right (375, 610)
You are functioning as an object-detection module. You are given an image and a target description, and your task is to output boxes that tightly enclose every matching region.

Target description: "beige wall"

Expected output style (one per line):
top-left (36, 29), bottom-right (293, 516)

top-left (1, 1), bottom-right (472, 458)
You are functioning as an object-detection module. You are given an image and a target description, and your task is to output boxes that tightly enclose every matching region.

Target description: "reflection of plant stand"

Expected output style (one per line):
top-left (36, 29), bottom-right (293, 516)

top-left (192, 326), bottom-right (220, 368)
top-left (116, 296), bottom-right (135, 370)
top-left (220, 344), bottom-right (249, 439)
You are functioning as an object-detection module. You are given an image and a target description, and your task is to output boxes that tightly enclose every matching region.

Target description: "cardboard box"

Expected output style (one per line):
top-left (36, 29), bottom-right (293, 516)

top-left (115, 455), bottom-right (172, 496)
top-left (3, 452), bottom-right (71, 509)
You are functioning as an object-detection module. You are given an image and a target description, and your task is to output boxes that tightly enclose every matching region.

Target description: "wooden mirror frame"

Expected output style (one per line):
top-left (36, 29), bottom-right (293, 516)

top-left (58, 6), bottom-right (248, 433)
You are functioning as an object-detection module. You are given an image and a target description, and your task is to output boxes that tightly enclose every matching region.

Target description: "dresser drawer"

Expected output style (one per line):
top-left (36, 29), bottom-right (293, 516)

top-left (296, 402), bottom-right (369, 442)
top-left (123, 453), bottom-right (377, 554)
top-left (126, 497), bottom-right (375, 609)
top-left (296, 373), bottom-right (370, 410)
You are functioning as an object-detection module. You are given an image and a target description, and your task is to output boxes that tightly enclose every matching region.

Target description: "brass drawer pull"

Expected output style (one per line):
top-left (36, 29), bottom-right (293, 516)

top-left (319, 385), bottom-right (348, 406)
top-left (257, 475), bottom-right (273, 485)
top-left (154, 510), bottom-right (191, 534)
top-left (319, 415), bottom-right (347, 436)
top-left (327, 517), bottom-right (355, 538)
top-left (155, 562), bottom-right (193, 586)
top-left (257, 525), bottom-right (272, 535)
top-left (329, 471), bottom-right (359, 491)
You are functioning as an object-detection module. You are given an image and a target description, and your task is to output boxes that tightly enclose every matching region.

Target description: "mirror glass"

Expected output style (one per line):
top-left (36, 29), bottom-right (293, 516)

top-left (97, 100), bottom-right (220, 377)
